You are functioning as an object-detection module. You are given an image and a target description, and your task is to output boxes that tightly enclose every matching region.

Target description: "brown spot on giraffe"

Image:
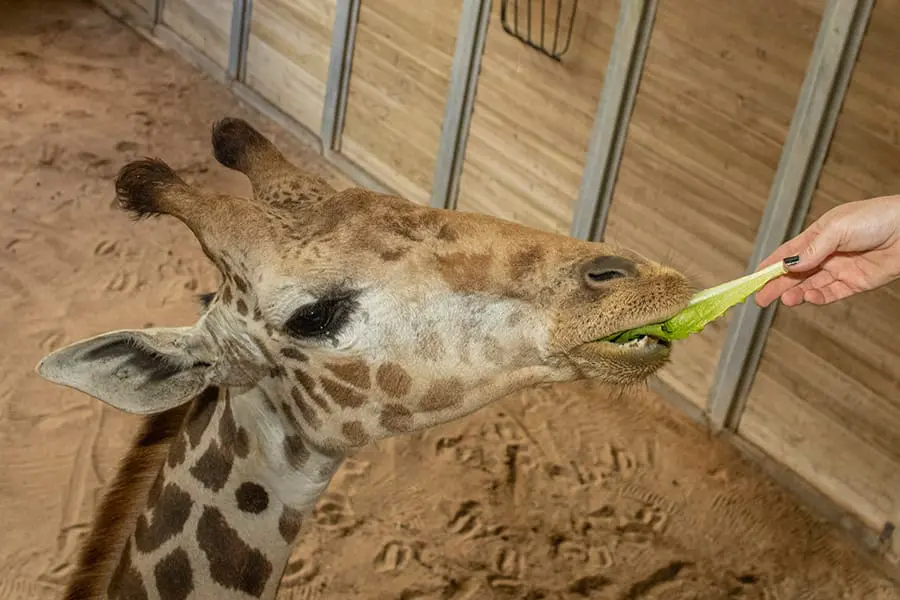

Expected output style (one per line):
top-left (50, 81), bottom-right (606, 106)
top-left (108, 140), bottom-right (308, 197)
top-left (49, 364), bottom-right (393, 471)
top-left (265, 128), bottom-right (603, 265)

top-left (270, 363), bottom-right (287, 379)
top-left (386, 213), bottom-right (427, 241)
top-left (281, 347), bottom-right (308, 362)
top-left (283, 434), bottom-right (310, 469)
top-left (294, 369), bottom-right (332, 412)
top-left (420, 378), bottom-right (465, 412)
top-left (508, 244), bottom-right (546, 280)
top-left (235, 298), bottom-right (249, 316)
top-left (185, 387), bottom-right (218, 448)
top-left (235, 482), bottom-right (270, 514)
top-left (376, 363), bottom-right (412, 398)
top-left (437, 251), bottom-right (493, 294)
top-left (108, 541), bottom-right (148, 600)
top-left (134, 482), bottom-right (192, 554)
top-left (289, 388), bottom-right (321, 429)
top-left (256, 341), bottom-right (287, 379)
top-left (342, 421), bottom-right (369, 446)
top-left (197, 506), bottom-right (273, 597)
top-left (380, 404), bottom-right (413, 433)
top-left (232, 273), bottom-right (250, 294)
top-left (189, 440), bottom-right (233, 492)
top-left (167, 430), bottom-right (187, 468)
top-left (219, 400), bottom-right (250, 459)
top-left (325, 360), bottom-right (371, 389)
top-left (220, 284), bottom-right (232, 305)
top-left (380, 247), bottom-right (408, 261)
top-left (437, 222), bottom-right (459, 241)
top-left (320, 376), bottom-right (366, 408)
top-left (278, 506), bottom-right (304, 543)
top-left (154, 547), bottom-right (193, 600)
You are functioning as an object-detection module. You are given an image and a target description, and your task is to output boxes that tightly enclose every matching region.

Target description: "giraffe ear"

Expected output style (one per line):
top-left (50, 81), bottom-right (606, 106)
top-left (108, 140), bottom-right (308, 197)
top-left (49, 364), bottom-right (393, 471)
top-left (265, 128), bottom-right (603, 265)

top-left (35, 327), bottom-right (215, 415)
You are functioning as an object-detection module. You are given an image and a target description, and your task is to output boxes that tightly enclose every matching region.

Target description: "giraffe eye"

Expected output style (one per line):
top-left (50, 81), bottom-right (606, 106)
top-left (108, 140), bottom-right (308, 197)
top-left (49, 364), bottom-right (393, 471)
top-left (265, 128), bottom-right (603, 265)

top-left (284, 295), bottom-right (354, 339)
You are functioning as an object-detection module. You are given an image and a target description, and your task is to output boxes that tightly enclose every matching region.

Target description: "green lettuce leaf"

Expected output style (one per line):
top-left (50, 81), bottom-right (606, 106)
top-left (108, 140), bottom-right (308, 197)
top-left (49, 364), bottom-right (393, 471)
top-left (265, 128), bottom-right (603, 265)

top-left (601, 258), bottom-right (795, 344)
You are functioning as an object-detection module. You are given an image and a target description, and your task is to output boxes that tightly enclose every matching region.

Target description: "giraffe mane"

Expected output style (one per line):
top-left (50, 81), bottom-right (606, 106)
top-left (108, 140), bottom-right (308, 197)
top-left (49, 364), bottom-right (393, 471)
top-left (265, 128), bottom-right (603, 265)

top-left (62, 400), bottom-right (194, 600)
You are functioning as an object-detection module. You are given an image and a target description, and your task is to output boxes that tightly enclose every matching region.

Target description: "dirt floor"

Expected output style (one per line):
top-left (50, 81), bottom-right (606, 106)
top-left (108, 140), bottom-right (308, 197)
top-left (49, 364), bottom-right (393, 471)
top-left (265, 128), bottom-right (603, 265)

top-left (1, 1), bottom-right (899, 599)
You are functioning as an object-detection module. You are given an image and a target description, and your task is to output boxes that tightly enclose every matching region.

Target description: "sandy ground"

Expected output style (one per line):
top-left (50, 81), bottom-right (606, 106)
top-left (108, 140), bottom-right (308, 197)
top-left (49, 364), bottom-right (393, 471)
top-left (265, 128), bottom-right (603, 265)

top-left (1, 1), bottom-right (899, 599)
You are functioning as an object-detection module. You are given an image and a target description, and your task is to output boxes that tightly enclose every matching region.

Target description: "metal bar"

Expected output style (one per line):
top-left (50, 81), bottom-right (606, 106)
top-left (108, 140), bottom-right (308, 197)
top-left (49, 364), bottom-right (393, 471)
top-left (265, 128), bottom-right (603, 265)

top-left (569, 0), bottom-right (658, 241)
top-left (321, 0), bottom-right (361, 151)
top-left (429, 0), bottom-right (492, 210)
top-left (227, 0), bottom-right (244, 80)
top-left (226, 0), bottom-right (253, 81)
top-left (706, 0), bottom-right (874, 431)
top-left (237, 0), bottom-right (254, 81)
top-left (154, 0), bottom-right (165, 26)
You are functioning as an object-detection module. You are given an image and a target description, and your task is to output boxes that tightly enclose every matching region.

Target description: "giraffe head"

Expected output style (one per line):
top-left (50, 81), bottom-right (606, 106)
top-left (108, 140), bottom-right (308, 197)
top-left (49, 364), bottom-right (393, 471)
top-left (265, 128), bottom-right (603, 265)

top-left (36, 118), bottom-right (691, 455)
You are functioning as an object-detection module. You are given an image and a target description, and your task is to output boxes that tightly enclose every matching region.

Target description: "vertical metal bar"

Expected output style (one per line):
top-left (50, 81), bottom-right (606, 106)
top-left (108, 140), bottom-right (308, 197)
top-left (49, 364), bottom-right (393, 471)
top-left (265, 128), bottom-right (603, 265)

top-left (540, 0), bottom-right (546, 49)
top-left (706, 0), bottom-right (874, 431)
top-left (552, 0), bottom-right (563, 55)
top-left (429, 0), bottom-right (492, 210)
top-left (154, 0), bottom-right (165, 26)
top-left (513, 0), bottom-right (518, 37)
top-left (321, 0), bottom-right (361, 151)
top-left (569, 0), bottom-right (658, 241)
top-left (227, 0), bottom-right (253, 81)
top-left (526, 0), bottom-right (532, 45)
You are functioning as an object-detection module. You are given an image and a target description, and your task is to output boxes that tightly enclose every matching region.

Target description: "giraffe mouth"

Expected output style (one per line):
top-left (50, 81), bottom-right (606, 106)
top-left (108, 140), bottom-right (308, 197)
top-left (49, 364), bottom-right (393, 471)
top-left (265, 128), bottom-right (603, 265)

top-left (613, 334), bottom-right (670, 351)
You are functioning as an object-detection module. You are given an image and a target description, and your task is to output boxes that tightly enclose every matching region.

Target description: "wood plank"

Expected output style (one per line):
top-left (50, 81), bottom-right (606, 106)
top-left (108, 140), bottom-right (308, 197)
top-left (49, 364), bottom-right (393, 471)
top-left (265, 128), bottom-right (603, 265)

top-left (245, 0), bottom-right (337, 134)
top-left (94, 0), bottom-right (155, 30)
top-left (162, 0), bottom-right (233, 69)
top-left (457, 0), bottom-right (620, 235)
top-left (739, 0), bottom-right (900, 540)
top-left (603, 0), bottom-right (822, 408)
top-left (341, 0), bottom-right (463, 205)
top-left (137, 0), bottom-right (155, 16)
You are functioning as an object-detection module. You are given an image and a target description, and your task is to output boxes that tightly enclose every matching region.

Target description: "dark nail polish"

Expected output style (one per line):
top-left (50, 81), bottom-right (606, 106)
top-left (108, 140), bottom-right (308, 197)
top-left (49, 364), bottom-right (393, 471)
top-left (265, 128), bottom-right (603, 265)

top-left (783, 255), bottom-right (800, 266)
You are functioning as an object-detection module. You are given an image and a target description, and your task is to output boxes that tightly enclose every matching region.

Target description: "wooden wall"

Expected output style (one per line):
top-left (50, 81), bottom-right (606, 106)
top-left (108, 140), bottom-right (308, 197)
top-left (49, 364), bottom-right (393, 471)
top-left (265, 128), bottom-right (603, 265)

top-left (455, 0), bottom-right (616, 235)
top-left (604, 0), bottom-right (822, 408)
top-left (340, 0), bottom-right (463, 205)
top-left (739, 0), bottom-right (900, 539)
top-left (244, 0), bottom-right (337, 135)
top-left (163, 0), bottom-right (234, 70)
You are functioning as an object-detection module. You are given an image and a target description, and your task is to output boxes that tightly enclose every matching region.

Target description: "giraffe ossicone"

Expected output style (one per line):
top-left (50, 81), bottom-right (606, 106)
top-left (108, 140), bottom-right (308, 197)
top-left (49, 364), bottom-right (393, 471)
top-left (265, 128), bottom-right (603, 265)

top-left (35, 117), bottom-right (692, 599)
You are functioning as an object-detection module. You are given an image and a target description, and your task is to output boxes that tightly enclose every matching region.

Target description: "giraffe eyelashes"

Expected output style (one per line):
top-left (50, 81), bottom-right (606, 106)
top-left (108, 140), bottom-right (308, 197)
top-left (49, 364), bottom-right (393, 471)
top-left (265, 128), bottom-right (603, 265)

top-left (284, 294), bottom-right (357, 339)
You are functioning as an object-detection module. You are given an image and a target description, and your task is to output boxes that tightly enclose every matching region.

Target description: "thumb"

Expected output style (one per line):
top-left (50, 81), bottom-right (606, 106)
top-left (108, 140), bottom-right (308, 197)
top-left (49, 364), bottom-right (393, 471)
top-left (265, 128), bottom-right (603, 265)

top-left (791, 222), bottom-right (842, 272)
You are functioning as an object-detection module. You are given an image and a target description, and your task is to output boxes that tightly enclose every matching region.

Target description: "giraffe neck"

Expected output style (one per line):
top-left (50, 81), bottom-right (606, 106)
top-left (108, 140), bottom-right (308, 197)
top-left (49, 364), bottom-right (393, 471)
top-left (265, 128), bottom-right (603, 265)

top-left (103, 382), bottom-right (343, 600)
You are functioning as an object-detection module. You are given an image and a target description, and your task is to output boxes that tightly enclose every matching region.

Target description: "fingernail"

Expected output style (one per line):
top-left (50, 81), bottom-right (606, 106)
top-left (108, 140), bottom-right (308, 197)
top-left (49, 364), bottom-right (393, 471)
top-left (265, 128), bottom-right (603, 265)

top-left (783, 255), bottom-right (800, 266)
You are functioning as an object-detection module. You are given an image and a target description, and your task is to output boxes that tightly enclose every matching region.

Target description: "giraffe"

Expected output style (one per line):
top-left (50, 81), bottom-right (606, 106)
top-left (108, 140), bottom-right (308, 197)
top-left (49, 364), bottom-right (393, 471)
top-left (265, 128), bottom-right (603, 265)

top-left (34, 117), bottom-right (692, 599)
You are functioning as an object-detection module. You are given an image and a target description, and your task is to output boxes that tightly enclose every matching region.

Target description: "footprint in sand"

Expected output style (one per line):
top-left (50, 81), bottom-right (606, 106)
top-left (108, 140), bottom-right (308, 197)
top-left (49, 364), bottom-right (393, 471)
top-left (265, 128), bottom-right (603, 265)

top-left (373, 539), bottom-right (418, 573)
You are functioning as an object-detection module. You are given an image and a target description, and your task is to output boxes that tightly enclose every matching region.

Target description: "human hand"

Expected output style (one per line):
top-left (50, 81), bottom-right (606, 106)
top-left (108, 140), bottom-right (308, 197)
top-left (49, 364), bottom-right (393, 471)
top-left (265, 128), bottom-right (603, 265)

top-left (754, 195), bottom-right (900, 307)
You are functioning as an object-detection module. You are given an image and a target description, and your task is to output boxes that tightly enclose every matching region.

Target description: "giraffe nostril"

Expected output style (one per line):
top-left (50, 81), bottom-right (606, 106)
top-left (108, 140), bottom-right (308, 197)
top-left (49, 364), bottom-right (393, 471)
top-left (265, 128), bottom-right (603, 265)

top-left (581, 256), bottom-right (638, 288)
top-left (586, 269), bottom-right (627, 283)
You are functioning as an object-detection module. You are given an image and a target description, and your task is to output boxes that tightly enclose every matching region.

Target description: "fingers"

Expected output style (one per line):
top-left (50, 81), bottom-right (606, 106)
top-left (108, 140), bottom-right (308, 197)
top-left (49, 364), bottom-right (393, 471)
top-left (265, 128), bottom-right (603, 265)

top-left (781, 269), bottom-right (835, 306)
top-left (754, 219), bottom-right (837, 308)
top-left (756, 266), bottom-right (859, 307)
top-left (803, 279), bottom-right (856, 305)
top-left (755, 272), bottom-right (805, 307)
